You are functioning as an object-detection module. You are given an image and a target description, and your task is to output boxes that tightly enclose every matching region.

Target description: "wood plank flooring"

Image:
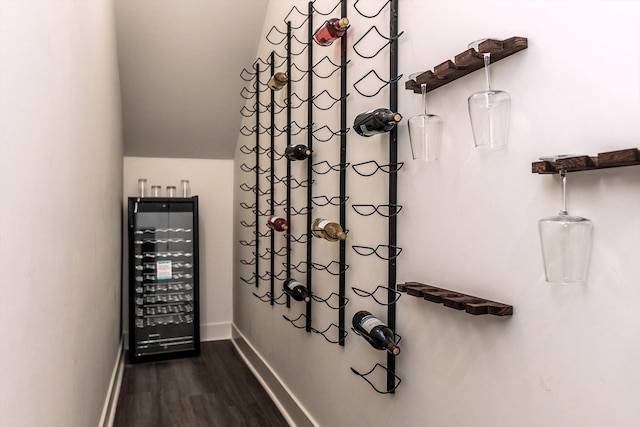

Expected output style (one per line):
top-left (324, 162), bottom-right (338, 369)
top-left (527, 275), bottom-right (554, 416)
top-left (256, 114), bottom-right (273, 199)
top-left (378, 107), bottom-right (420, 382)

top-left (113, 340), bottom-right (289, 427)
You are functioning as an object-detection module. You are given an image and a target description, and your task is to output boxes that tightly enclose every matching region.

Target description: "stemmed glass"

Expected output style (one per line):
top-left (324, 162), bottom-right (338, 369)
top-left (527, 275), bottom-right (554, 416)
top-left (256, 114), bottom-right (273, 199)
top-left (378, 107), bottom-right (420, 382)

top-left (467, 39), bottom-right (510, 149)
top-left (408, 75), bottom-right (443, 161)
top-left (538, 163), bottom-right (593, 284)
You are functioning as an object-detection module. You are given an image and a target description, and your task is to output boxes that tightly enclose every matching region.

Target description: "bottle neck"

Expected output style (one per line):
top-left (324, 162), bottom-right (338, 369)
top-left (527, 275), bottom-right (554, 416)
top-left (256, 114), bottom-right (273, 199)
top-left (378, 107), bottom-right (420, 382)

top-left (380, 111), bottom-right (402, 123)
top-left (386, 342), bottom-right (401, 355)
top-left (336, 17), bottom-right (349, 29)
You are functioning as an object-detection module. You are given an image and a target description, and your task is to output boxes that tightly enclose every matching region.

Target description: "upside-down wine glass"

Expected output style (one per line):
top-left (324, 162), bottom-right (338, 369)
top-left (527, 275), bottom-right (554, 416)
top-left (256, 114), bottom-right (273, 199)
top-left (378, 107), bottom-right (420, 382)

top-left (408, 75), bottom-right (443, 161)
top-left (538, 165), bottom-right (593, 284)
top-left (467, 39), bottom-right (510, 149)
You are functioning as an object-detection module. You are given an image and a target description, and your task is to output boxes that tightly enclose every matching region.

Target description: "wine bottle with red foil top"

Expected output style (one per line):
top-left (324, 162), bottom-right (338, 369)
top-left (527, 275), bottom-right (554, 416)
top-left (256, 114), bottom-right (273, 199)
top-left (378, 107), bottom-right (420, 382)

top-left (268, 72), bottom-right (288, 91)
top-left (313, 17), bottom-right (350, 46)
top-left (352, 311), bottom-right (400, 355)
top-left (353, 108), bottom-right (402, 137)
top-left (266, 215), bottom-right (288, 232)
top-left (283, 279), bottom-right (310, 302)
top-left (311, 218), bottom-right (347, 242)
top-left (285, 144), bottom-right (312, 161)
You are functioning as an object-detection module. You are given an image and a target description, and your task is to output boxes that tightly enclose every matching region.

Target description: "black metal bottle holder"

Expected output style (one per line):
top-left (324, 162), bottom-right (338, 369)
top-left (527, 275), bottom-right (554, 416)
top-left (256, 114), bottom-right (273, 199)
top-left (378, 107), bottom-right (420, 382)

top-left (347, 0), bottom-right (403, 394)
top-left (237, 0), bottom-right (401, 395)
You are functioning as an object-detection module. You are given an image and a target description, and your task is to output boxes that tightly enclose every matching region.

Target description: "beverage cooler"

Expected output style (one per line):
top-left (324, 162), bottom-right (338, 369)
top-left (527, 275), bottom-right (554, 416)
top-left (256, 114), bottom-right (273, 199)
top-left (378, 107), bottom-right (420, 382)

top-left (127, 196), bottom-right (200, 363)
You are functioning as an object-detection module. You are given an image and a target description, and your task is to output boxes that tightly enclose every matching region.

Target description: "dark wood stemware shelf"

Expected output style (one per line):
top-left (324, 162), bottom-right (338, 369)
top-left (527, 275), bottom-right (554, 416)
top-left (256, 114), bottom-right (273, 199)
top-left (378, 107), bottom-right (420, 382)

top-left (532, 148), bottom-right (640, 174)
top-left (397, 282), bottom-right (513, 316)
top-left (405, 36), bottom-right (528, 94)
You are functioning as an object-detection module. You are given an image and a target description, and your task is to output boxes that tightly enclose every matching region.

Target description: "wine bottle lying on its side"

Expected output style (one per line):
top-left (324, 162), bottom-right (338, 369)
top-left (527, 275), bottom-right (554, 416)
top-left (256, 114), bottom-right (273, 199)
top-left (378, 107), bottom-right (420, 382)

top-left (268, 72), bottom-right (288, 91)
top-left (283, 278), bottom-right (310, 303)
top-left (313, 17), bottom-right (350, 46)
top-left (352, 310), bottom-right (400, 355)
top-left (267, 215), bottom-right (288, 232)
top-left (353, 108), bottom-right (402, 137)
top-left (311, 218), bottom-right (347, 242)
top-left (285, 144), bottom-right (312, 161)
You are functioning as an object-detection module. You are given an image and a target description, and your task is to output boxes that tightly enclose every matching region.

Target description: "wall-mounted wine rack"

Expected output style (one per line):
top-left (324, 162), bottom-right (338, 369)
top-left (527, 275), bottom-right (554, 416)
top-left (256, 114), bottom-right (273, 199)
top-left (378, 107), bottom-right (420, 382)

top-left (237, 0), bottom-right (351, 346)
top-left (346, 0), bottom-right (402, 395)
top-left (237, 0), bottom-right (402, 395)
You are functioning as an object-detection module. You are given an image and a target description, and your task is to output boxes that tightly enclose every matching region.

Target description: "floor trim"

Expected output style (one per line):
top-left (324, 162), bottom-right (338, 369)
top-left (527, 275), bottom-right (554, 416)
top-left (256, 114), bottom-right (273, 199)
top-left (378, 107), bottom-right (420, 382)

top-left (200, 321), bottom-right (232, 342)
top-left (99, 338), bottom-right (125, 427)
top-left (231, 324), bottom-right (317, 427)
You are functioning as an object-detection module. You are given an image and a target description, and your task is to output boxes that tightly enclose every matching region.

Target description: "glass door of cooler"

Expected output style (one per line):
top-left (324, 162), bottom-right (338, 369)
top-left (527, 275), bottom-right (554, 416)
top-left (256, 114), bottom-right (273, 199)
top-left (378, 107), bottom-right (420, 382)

top-left (127, 197), bottom-right (200, 363)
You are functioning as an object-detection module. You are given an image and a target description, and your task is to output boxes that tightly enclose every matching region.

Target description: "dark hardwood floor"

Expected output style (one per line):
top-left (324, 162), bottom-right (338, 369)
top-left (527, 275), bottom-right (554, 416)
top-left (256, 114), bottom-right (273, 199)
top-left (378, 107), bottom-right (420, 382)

top-left (113, 340), bottom-right (290, 427)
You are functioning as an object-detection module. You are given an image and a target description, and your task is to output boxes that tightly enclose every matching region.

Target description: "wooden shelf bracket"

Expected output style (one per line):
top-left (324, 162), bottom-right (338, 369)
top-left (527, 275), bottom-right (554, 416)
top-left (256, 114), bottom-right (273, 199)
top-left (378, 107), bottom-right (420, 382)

top-left (405, 36), bottom-right (528, 94)
top-left (397, 282), bottom-right (513, 316)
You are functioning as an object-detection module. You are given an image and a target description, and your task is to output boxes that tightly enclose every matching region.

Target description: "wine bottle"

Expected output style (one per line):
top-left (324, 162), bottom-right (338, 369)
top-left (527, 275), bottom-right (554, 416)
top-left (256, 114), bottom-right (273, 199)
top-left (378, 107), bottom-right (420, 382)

top-left (266, 215), bottom-right (288, 232)
top-left (285, 144), bottom-right (312, 161)
top-left (311, 218), bottom-right (347, 242)
top-left (268, 72), bottom-right (288, 91)
top-left (352, 311), bottom-right (400, 355)
top-left (313, 17), bottom-right (350, 46)
top-left (353, 108), bottom-right (402, 137)
top-left (283, 278), bottom-right (310, 302)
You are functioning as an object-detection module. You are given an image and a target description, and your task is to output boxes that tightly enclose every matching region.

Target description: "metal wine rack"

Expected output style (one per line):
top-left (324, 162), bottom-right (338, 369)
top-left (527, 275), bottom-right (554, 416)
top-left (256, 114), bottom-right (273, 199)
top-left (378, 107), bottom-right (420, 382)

top-left (346, 0), bottom-right (402, 394)
top-left (237, 0), bottom-right (402, 394)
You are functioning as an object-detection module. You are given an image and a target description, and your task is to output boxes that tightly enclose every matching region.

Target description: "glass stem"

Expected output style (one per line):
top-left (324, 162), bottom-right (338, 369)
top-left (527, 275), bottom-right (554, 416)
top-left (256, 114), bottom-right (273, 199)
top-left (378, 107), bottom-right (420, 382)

top-left (420, 83), bottom-right (427, 115)
top-left (559, 169), bottom-right (568, 215)
top-left (483, 53), bottom-right (492, 91)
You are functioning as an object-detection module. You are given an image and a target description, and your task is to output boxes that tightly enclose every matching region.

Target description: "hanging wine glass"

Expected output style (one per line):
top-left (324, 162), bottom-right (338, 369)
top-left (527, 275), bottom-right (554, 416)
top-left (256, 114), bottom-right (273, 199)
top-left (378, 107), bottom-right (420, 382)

top-left (407, 74), bottom-right (443, 161)
top-left (467, 39), bottom-right (510, 149)
top-left (538, 161), bottom-right (593, 284)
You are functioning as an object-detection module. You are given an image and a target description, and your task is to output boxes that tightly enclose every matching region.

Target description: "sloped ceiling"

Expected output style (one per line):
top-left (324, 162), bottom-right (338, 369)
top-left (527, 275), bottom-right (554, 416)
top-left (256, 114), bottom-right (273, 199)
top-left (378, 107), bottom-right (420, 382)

top-left (114, 0), bottom-right (268, 159)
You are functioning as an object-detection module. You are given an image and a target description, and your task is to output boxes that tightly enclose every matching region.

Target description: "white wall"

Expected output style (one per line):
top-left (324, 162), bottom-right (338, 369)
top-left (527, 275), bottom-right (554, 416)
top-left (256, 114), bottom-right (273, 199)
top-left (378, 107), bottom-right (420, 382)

top-left (0, 1), bottom-right (123, 426)
top-left (123, 157), bottom-right (235, 341)
top-left (233, 1), bottom-right (640, 426)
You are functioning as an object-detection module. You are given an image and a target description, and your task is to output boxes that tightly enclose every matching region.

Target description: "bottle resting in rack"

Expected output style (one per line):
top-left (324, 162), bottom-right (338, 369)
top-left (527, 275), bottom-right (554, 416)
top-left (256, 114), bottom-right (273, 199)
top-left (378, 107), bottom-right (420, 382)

top-left (353, 108), bottom-right (402, 137)
top-left (267, 215), bottom-right (288, 232)
top-left (283, 279), bottom-right (310, 303)
top-left (313, 17), bottom-right (350, 46)
top-left (352, 310), bottom-right (401, 356)
top-left (285, 144), bottom-right (312, 161)
top-left (311, 218), bottom-right (347, 242)
top-left (268, 72), bottom-right (288, 91)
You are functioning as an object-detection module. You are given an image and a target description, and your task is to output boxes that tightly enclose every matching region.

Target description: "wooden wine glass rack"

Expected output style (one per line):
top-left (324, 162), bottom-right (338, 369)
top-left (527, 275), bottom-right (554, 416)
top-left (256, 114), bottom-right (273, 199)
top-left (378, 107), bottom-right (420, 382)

top-left (397, 282), bottom-right (513, 316)
top-left (405, 36), bottom-right (528, 94)
top-left (531, 148), bottom-right (640, 174)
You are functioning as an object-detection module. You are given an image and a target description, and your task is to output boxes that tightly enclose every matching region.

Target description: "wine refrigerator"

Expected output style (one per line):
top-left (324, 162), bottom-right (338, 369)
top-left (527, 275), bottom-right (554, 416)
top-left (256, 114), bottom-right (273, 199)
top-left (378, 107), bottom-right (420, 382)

top-left (127, 196), bottom-right (200, 363)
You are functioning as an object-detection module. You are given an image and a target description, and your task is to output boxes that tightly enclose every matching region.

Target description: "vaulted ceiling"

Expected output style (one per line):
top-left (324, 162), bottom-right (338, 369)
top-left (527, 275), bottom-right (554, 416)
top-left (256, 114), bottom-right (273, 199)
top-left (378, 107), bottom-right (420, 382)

top-left (114, 0), bottom-right (268, 159)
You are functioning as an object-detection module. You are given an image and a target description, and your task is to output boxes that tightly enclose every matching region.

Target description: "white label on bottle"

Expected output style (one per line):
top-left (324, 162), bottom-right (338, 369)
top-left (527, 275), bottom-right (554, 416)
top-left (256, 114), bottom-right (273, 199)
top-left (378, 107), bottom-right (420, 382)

top-left (316, 219), bottom-right (330, 229)
top-left (156, 260), bottom-right (172, 280)
top-left (359, 124), bottom-right (370, 135)
top-left (359, 315), bottom-right (384, 333)
top-left (284, 279), bottom-right (303, 291)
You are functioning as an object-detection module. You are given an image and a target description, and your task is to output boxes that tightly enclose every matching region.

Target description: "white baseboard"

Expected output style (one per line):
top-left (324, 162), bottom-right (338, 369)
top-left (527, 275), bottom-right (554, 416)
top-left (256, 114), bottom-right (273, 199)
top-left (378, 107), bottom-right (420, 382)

top-left (200, 321), bottom-right (232, 342)
top-left (231, 324), bottom-right (317, 427)
top-left (99, 338), bottom-right (125, 427)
